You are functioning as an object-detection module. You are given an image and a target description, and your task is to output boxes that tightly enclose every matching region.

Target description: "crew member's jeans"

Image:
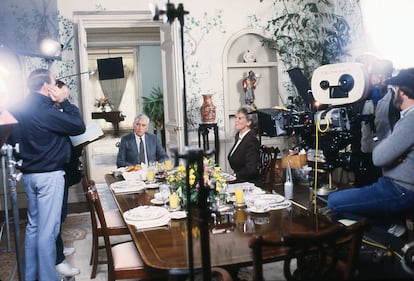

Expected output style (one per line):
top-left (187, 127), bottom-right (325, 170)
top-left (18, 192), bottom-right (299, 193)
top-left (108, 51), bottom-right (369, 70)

top-left (328, 177), bottom-right (414, 226)
top-left (23, 170), bottom-right (65, 281)
top-left (56, 183), bottom-right (69, 265)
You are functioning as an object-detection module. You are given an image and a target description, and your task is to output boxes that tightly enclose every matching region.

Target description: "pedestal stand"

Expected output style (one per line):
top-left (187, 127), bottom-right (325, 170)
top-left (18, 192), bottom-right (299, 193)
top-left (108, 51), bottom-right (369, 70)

top-left (198, 123), bottom-right (219, 163)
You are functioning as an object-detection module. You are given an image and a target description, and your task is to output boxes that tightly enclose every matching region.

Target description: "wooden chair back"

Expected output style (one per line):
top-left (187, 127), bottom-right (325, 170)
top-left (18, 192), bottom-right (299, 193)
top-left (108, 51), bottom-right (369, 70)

top-left (257, 145), bottom-right (281, 191)
top-left (249, 219), bottom-right (367, 281)
top-left (86, 185), bottom-right (153, 281)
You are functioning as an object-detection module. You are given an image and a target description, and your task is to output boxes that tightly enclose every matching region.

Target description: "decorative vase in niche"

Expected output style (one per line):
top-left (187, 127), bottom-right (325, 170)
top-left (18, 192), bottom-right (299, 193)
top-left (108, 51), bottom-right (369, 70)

top-left (200, 94), bottom-right (216, 123)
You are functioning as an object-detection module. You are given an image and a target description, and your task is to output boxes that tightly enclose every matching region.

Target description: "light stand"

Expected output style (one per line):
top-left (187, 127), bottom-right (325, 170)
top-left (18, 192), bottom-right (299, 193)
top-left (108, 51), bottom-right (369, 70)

top-left (170, 147), bottom-right (213, 281)
top-left (1, 149), bottom-right (11, 252)
top-left (0, 110), bottom-right (24, 280)
top-left (0, 111), bottom-right (23, 280)
top-left (153, 3), bottom-right (215, 280)
top-left (4, 144), bottom-right (24, 280)
top-left (151, 1), bottom-right (189, 145)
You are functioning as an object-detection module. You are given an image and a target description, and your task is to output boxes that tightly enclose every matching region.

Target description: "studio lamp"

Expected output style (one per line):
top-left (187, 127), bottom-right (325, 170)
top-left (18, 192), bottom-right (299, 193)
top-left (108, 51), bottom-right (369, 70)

top-left (39, 38), bottom-right (63, 58)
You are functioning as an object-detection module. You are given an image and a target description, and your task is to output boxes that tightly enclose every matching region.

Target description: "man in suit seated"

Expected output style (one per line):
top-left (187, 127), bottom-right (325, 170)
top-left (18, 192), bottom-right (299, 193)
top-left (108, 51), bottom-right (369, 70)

top-left (116, 113), bottom-right (168, 167)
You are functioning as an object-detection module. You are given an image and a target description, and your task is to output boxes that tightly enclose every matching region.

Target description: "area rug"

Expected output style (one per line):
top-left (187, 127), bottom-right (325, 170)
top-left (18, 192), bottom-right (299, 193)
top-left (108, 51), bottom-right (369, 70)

top-left (0, 183), bottom-right (114, 281)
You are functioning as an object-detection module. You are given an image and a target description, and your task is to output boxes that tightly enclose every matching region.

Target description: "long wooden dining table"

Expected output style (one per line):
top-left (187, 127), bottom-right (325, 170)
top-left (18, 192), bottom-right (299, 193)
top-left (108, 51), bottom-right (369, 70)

top-left (105, 173), bottom-right (338, 276)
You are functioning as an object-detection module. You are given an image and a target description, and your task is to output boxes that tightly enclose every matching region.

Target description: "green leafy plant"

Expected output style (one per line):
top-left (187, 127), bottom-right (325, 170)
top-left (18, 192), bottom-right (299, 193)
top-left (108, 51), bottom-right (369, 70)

top-left (260, 0), bottom-right (352, 81)
top-left (142, 86), bottom-right (164, 130)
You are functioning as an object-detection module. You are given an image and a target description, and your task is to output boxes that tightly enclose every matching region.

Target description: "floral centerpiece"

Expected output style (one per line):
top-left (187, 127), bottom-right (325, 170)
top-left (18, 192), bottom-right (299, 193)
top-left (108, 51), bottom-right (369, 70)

top-left (167, 157), bottom-right (226, 205)
top-left (94, 96), bottom-right (114, 112)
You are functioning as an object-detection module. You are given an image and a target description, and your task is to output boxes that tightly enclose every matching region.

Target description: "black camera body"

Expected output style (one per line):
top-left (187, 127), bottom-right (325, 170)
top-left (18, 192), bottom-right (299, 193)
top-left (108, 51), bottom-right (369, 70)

top-left (258, 63), bottom-right (369, 171)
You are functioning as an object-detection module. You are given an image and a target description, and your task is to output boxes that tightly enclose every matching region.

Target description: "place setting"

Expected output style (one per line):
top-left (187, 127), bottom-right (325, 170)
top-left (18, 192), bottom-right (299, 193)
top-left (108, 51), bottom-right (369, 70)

top-left (110, 179), bottom-right (146, 194)
top-left (123, 205), bottom-right (172, 230)
top-left (151, 184), bottom-right (187, 219)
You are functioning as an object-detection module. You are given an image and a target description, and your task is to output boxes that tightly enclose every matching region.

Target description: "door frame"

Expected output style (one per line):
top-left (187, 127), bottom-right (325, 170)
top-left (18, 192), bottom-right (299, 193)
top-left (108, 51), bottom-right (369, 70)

top-left (74, 10), bottom-right (183, 180)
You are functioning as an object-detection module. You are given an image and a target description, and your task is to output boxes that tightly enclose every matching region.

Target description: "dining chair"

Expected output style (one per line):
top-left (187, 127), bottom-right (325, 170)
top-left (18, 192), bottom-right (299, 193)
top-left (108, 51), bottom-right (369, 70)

top-left (80, 169), bottom-right (130, 279)
top-left (210, 267), bottom-right (234, 281)
top-left (248, 218), bottom-right (367, 281)
top-left (86, 184), bottom-right (164, 281)
top-left (257, 145), bottom-right (281, 191)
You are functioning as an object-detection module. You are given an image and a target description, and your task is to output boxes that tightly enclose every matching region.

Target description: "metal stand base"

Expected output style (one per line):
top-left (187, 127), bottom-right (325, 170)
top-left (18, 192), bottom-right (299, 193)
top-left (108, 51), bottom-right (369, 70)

top-left (315, 184), bottom-right (338, 196)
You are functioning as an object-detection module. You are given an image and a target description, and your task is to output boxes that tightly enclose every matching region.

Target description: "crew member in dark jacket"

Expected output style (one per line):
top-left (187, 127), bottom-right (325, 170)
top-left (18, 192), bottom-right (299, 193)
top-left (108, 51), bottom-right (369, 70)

top-left (8, 69), bottom-right (85, 281)
top-left (228, 105), bottom-right (260, 183)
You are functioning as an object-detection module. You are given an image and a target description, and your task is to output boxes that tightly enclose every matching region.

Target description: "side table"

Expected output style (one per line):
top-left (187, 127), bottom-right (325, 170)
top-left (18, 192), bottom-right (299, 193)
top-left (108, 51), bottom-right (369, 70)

top-left (198, 123), bottom-right (219, 163)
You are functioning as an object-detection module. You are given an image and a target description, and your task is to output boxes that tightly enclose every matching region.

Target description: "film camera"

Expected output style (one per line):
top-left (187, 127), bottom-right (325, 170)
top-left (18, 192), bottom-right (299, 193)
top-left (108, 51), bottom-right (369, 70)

top-left (259, 63), bottom-right (414, 276)
top-left (258, 63), bottom-right (370, 181)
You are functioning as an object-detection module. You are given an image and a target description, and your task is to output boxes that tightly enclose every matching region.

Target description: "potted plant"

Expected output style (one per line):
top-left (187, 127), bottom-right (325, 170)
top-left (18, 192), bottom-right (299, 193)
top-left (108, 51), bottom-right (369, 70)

top-left (142, 86), bottom-right (166, 147)
top-left (260, 0), bottom-right (352, 99)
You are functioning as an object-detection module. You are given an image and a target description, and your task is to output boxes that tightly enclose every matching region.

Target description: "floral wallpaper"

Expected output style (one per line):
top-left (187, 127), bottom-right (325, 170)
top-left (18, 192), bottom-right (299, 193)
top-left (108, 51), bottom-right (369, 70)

top-left (0, 0), bottom-right (59, 59)
top-left (183, 10), bottom-right (227, 131)
top-left (5, 0), bottom-right (364, 135)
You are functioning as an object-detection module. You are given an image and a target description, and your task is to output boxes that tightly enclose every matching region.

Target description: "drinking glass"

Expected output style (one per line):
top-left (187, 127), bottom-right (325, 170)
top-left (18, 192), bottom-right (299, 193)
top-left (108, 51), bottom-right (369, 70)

top-left (146, 162), bottom-right (156, 183)
top-left (159, 184), bottom-right (170, 208)
top-left (165, 159), bottom-right (172, 171)
top-left (169, 193), bottom-right (179, 210)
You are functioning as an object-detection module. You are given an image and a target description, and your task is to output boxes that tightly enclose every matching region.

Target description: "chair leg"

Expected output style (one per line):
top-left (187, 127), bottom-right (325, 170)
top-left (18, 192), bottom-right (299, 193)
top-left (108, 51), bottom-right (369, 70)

top-left (90, 231), bottom-right (95, 265)
top-left (90, 232), bottom-right (99, 278)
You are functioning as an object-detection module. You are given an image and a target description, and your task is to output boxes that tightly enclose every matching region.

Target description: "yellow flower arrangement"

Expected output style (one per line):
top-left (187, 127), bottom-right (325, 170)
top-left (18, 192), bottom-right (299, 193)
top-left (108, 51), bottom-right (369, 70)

top-left (167, 157), bottom-right (226, 204)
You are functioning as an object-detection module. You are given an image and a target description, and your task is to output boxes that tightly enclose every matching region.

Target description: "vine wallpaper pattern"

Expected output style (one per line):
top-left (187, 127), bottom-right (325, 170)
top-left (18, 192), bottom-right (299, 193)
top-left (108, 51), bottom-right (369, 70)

top-left (11, 0), bottom-right (363, 134)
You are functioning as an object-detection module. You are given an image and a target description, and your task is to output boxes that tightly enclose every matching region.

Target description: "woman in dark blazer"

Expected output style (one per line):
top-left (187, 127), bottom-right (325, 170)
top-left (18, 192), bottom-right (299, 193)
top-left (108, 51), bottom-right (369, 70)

top-left (227, 105), bottom-right (260, 183)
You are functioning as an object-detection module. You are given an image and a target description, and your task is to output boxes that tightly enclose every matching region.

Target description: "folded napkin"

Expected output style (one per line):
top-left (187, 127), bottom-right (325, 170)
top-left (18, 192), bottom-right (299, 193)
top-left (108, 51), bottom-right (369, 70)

top-left (247, 200), bottom-right (292, 213)
top-left (110, 180), bottom-right (146, 194)
top-left (123, 206), bottom-right (171, 230)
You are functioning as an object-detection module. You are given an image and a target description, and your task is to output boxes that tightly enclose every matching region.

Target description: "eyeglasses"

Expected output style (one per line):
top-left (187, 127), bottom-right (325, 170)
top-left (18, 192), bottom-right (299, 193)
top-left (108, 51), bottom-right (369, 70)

top-left (55, 80), bottom-right (65, 88)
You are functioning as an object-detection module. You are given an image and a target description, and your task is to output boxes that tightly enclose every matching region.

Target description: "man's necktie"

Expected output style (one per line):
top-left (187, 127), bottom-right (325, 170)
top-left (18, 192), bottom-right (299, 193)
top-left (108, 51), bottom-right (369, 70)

top-left (139, 137), bottom-right (145, 164)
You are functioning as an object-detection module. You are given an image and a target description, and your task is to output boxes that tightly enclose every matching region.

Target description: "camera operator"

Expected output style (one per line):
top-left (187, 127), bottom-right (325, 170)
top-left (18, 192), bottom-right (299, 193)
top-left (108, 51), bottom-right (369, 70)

top-left (328, 68), bottom-right (414, 237)
top-left (350, 59), bottom-right (398, 186)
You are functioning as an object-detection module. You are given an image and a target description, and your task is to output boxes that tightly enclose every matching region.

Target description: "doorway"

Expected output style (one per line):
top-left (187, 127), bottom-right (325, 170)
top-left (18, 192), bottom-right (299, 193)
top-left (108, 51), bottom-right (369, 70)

top-left (74, 10), bottom-right (183, 183)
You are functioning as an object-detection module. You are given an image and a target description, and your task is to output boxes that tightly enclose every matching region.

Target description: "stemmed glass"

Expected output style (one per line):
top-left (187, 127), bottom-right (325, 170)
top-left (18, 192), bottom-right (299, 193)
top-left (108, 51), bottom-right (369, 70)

top-left (159, 184), bottom-right (171, 209)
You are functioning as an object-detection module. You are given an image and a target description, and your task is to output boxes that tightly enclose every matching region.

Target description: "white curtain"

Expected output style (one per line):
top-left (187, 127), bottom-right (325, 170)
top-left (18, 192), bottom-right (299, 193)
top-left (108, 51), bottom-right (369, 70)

top-left (98, 67), bottom-right (131, 110)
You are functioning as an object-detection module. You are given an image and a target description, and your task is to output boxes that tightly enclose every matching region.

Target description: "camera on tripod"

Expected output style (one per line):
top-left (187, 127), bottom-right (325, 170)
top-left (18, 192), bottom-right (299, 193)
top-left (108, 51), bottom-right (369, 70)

top-left (257, 63), bottom-right (370, 190)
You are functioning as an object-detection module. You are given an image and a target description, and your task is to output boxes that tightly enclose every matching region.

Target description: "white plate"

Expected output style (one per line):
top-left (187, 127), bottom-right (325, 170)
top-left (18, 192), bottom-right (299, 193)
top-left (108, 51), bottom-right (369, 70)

top-left (124, 206), bottom-right (168, 221)
top-left (169, 211), bottom-right (187, 220)
top-left (249, 194), bottom-right (285, 204)
top-left (248, 206), bottom-right (272, 214)
top-left (227, 182), bottom-right (257, 194)
top-left (145, 183), bottom-right (159, 189)
top-left (111, 180), bottom-right (146, 189)
top-left (122, 170), bottom-right (147, 181)
top-left (150, 198), bottom-right (164, 205)
top-left (220, 172), bottom-right (236, 182)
